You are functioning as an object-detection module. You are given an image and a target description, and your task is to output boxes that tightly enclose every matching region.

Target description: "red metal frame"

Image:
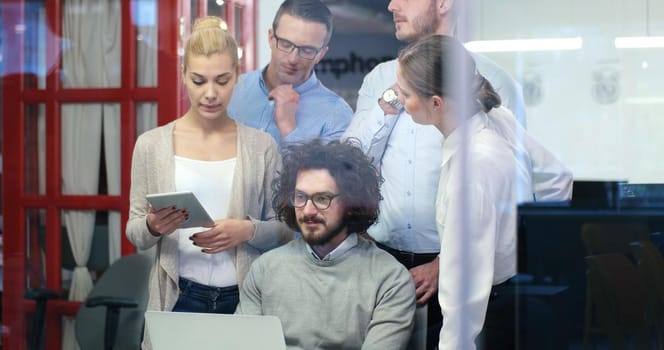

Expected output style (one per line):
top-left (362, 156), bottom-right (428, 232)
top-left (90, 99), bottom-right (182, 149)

top-left (2, 0), bottom-right (186, 349)
top-left (243, 0), bottom-right (257, 72)
top-left (2, 0), bottom-right (256, 348)
top-left (195, 0), bottom-right (256, 73)
top-left (2, 2), bottom-right (30, 348)
top-left (231, 0), bottom-right (257, 72)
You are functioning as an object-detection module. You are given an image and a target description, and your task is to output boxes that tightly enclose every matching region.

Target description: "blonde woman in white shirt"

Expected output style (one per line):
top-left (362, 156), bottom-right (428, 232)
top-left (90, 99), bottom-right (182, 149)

top-left (126, 17), bottom-right (292, 349)
top-left (396, 35), bottom-right (535, 350)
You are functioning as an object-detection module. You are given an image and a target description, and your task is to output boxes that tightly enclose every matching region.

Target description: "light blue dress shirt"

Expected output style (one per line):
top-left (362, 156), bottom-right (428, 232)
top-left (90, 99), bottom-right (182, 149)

top-left (228, 66), bottom-right (353, 145)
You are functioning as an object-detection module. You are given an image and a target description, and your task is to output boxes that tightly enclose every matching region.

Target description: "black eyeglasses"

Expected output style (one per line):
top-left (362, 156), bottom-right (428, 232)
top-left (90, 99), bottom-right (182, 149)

top-left (290, 191), bottom-right (340, 210)
top-left (273, 33), bottom-right (323, 60)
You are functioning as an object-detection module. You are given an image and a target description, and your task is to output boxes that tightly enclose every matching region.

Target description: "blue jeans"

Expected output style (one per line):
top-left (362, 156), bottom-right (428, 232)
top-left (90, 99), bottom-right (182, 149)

top-left (172, 278), bottom-right (239, 314)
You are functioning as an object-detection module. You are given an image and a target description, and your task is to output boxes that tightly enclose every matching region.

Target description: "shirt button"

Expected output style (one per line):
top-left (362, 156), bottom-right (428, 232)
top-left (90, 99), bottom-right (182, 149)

top-left (407, 191), bottom-right (412, 196)
top-left (407, 224), bottom-right (412, 229)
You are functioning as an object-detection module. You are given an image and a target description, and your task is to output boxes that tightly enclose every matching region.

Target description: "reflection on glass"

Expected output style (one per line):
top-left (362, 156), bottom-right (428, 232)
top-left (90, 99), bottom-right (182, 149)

top-left (234, 5), bottom-right (243, 43)
top-left (102, 104), bottom-right (121, 195)
top-left (135, 0), bottom-right (157, 87)
top-left (191, 0), bottom-right (199, 19)
top-left (107, 210), bottom-right (122, 264)
top-left (25, 208), bottom-right (46, 289)
top-left (61, 104), bottom-right (103, 195)
top-left (136, 102), bottom-right (158, 139)
top-left (0, 2), bottom-right (46, 88)
top-left (24, 104), bottom-right (46, 195)
top-left (205, 0), bottom-right (226, 19)
top-left (23, 1), bottom-right (48, 89)
top-left (61, 1), bottom-right (121, 88)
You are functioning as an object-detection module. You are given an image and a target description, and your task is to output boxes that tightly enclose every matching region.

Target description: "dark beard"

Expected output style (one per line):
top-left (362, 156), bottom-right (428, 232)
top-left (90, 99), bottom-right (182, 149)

top-left (411, 2), bottom-right (440, 39)
top-left (299, 216), bottom-right (348, 246)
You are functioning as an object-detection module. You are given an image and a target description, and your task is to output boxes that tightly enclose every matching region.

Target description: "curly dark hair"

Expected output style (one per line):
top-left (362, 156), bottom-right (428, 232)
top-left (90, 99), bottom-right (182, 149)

top-left (273, 138), bottom-right (382, 233)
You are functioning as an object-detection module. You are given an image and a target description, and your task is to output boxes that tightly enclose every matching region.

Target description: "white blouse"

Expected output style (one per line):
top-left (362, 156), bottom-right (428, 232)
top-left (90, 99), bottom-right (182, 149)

top-left (436, 111), bottom-right (532, 350)
top-left (175, 155), bottom-right (238, 288)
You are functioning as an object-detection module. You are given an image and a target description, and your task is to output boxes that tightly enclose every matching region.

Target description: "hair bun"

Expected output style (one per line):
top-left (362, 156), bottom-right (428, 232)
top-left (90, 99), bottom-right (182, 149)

top-left (192, 16), bottom-right (227, 32)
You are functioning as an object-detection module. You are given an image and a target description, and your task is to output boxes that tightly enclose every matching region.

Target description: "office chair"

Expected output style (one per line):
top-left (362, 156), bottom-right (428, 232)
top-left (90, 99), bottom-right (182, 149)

top-left (25, 253), bottom-right (153, 350)
top-left (583, 253), bottom-right (652, 350)
top-left (630, 240), bottom-right (664, 350)
top-left (580, 222), bottom-right (653, 350)
top-left (580, 222), bottom-right (651, 256)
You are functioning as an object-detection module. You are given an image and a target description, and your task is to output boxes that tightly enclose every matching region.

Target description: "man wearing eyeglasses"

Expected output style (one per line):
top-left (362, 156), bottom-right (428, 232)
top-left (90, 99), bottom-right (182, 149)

top-left (236, 139), bottom-right (416, 350)
top-left (228, 0), bottom-right (353, 145)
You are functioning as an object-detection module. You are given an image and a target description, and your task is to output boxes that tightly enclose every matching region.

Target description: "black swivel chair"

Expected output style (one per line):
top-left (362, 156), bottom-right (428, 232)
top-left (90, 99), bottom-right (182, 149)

top-left (580, 222), bottom-right (652, 349)
top-left (25, 253), bottom-right (153, 350)
top-left (630, 240), bottom-right (664, 350)
top-left (584, 253), bottom-right (652, 350)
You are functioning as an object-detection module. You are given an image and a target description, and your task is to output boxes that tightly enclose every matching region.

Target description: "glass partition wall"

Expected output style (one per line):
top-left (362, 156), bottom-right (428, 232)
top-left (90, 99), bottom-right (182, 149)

top-left (3, 0), bottom-right (662, 349)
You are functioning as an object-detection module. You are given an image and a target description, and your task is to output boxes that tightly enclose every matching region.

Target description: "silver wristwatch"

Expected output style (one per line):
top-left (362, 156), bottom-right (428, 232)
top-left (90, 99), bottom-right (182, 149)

top-left (382, 88), bottom-right (403, 110)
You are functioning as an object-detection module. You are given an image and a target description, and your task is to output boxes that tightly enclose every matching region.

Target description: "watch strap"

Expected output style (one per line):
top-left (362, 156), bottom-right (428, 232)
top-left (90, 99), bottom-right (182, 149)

top-left (387, 98), bottom-right (403, 110)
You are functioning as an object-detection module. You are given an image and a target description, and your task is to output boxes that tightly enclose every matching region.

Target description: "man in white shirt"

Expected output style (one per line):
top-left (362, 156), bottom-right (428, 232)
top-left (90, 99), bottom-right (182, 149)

top-left (342, 1), bottom-right (573, 348)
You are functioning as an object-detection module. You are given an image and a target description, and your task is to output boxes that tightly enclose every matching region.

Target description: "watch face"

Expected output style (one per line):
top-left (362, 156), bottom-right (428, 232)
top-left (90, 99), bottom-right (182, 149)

top-left (383, 88), bottom-right (398, 102)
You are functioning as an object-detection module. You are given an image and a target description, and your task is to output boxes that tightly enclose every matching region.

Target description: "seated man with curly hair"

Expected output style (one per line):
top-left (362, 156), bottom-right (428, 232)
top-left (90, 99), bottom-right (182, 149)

top-left (236, 139), bottom-right (416, 350)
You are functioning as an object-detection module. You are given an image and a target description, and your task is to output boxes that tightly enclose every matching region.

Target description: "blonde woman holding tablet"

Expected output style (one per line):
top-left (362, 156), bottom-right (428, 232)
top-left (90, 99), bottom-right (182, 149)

top-left (126, 17), bottom-right (292, 346)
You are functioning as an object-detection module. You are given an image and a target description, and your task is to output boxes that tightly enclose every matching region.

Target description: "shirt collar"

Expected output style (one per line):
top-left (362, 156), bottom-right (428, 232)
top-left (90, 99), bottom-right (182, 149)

top-left (441, 111), bottom-right (489, 169)
top-left (258, 65), bottom-right (270, 95)
top-left (306, 232), bottom-right (358, 261)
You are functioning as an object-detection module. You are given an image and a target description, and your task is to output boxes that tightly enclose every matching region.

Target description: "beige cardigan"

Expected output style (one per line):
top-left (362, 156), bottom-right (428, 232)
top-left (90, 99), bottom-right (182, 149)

top-left (126, 120), bottom-right (293, 318)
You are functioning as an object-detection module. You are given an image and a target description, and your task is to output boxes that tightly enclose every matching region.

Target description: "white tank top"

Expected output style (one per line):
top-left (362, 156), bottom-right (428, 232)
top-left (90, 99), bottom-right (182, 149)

top-left (174, 155), bottom-right (238, 287)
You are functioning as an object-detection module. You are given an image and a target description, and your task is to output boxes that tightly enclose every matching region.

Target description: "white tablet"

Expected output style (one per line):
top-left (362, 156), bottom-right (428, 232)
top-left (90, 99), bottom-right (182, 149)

top-left (146, 191), bottom-right (215, 228)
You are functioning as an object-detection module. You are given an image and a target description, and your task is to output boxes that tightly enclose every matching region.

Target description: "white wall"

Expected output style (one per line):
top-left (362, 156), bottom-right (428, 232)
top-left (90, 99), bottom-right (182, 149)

top-left (256, 1), bottom-right (280, 68)
top-left (469, 0), bottom-right (664, 184)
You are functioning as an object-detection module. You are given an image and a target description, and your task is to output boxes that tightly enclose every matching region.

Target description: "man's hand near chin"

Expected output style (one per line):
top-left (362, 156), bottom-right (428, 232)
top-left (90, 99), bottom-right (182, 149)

top-left (269, 84), bottom-right (299, 137)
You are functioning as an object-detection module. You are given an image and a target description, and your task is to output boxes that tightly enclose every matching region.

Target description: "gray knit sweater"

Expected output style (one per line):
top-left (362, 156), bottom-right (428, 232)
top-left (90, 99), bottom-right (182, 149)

top-left (237, 236), bottom-right (416, 350)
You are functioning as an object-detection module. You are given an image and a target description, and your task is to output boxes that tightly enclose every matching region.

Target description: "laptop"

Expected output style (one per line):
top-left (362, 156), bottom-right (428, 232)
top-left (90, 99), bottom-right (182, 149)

top-left (144, 311), bottom-right (287, 350)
